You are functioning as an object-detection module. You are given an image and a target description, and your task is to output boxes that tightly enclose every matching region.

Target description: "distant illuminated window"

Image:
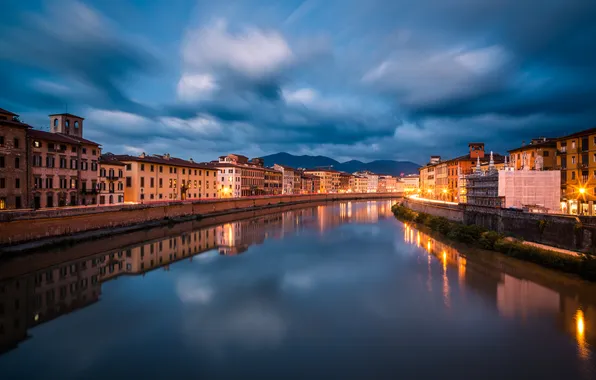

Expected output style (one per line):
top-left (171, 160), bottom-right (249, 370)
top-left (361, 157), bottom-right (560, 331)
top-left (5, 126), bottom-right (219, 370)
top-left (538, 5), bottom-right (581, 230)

top-left (33, 140), bottom-right (41, 148)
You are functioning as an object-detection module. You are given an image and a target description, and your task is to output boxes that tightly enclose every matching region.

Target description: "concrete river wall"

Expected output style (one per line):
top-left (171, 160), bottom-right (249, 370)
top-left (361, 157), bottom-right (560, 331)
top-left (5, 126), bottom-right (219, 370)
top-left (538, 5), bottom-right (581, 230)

top-left (0, 193), bottom-right (400, 248)
top-left (402, 198), bottom-right (596, 253)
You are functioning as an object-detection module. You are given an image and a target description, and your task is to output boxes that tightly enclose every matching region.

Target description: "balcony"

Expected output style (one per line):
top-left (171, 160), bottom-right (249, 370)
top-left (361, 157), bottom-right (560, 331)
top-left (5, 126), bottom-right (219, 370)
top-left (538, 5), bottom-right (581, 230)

top-left (557, 147), bottom-right (567, 155)
top-left (105, 175), bottom-right (120, 181)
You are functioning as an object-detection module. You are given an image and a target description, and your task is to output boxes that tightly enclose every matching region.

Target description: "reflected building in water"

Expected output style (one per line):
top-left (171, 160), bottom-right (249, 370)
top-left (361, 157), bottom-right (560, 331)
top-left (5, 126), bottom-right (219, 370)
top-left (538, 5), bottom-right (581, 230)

top-left (403, 222), bottom-right (596, 360)
top-left (0, 201), bottom-right (396, 353)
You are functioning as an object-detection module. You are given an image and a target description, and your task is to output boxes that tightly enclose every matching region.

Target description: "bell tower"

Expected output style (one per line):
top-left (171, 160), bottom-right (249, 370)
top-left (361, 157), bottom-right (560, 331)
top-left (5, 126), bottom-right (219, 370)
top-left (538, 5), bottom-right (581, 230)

top-left (49, 113), bottom-right (84, 138)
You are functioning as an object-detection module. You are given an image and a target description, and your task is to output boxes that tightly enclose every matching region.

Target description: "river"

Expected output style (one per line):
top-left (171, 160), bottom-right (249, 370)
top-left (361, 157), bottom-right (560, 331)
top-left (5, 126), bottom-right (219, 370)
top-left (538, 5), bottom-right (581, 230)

top-left (0, 200), bottom-right (594, 379)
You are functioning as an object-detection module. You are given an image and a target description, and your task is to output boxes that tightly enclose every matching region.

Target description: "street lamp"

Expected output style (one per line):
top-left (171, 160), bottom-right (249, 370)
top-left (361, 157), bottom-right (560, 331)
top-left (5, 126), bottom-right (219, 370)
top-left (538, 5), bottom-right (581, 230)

top-left (578, 187), bottom-right (586, 215)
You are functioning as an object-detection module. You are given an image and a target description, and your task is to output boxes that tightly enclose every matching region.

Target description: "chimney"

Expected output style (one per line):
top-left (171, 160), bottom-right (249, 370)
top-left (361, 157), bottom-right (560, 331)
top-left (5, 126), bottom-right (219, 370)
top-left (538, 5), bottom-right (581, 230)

top-left (189, 158), bottom-right (194, 163)
top-left (140, 152), bottom-right (146, 158)
top-left (164, 153), bottom-right (170, 159)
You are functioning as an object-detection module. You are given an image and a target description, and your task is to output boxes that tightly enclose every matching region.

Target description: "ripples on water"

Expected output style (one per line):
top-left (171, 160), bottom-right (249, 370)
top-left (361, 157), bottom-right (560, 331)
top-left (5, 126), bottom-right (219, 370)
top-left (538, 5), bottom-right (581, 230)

top-left (0, 200), bottom-right (595, 379)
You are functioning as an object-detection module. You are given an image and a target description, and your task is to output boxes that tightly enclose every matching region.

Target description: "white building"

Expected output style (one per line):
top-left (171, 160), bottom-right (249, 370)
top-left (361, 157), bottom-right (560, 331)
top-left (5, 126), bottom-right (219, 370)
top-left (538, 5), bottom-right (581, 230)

top-left (273, 164), bottom-right (295, 194)
top-left (498, 169), bottom-right (561, 211)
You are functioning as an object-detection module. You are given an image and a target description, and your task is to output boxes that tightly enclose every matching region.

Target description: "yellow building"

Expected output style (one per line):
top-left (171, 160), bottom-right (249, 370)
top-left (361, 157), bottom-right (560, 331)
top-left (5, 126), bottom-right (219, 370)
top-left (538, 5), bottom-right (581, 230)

top-left (349, 175), bottom-right (368, 193)
top-left (508, 138), bottom-right (557, 171)
top-left (113, 153), bottom-right (218, 203)
top-left (556, 128), bottom-right (596, 215)
top-left (304, 169), bottom-right (340, 193)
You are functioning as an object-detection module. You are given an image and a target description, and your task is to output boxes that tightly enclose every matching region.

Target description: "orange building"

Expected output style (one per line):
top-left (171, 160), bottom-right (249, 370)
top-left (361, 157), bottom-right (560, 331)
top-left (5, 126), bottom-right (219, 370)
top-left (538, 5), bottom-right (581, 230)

top-left (0, 108), bottom-right (29, 209)
top-left (98, 153), bottom-right (126, 205)
top-left (508, 138), bottom-right (557, 171)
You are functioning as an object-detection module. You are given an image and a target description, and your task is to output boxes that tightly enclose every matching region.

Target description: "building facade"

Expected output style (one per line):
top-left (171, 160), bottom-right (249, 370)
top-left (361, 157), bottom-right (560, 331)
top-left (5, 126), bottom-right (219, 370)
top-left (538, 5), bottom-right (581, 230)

top-left (29, 113), bottom-right (101, 208)
top-left (0, 108), bottom-right (29, 210)
top-left (556, 128), bottom-right (596, 215)
top-left (98, 153), bottom-right (125, 205)
top-left (114, 153), bottom-right (218, 202)
top-left (349, 175), bottom-right (368, 193)
top-left (508, 138), bottom-right (557, 171)
top-left (304, 169), bottom-right (340, 193)
top-left (264, 167), bottom-right (283, 195)
top-left (273, 164), bottom-right (295, 194)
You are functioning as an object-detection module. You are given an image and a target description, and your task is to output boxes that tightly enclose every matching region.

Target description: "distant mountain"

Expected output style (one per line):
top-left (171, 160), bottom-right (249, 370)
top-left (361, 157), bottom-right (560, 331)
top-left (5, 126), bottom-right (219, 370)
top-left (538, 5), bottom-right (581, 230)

top-left (261, 152), bottom-right (420, 176)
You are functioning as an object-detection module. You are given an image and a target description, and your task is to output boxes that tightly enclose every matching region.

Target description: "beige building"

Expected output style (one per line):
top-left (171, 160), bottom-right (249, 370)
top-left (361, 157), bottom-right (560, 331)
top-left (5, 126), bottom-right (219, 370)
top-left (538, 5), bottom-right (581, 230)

top-left (0, 107), bottom-right (29, 209)
top-left (264, 167), bottom-right (283, 195)
top-left (401, 174), bottom-right (420, 194)
top-left (349, 175), bottom-right (368, 193)
top-left (273, 164), bottom-right (296, 194)
top-left (98, 153), bottom-right (125, 205)
top-left (29, 113), bottom-right (101, 208)
top-left (304, 169), bottom-right (340, 193)
top-left (301, 173), bottom-right (320, 194)
top-left (113, 153), bottom-right (218, 202)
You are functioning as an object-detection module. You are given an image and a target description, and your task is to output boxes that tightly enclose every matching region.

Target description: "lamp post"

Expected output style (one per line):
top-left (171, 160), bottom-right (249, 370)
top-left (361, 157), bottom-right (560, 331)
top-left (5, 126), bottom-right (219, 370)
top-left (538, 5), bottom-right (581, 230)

top-left (578, 187), bottom-right (586, 215)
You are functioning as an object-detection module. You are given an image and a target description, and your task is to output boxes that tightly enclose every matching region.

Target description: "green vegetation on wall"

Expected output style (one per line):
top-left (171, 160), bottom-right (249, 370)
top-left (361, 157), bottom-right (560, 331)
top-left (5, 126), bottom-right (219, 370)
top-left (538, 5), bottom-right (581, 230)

top-left (392, 203), bottom-right (596, 281)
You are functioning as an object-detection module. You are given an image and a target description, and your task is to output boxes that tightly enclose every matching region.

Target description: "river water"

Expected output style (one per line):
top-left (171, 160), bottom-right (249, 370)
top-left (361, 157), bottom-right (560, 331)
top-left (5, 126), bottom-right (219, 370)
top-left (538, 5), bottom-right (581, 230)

top-left (0, 200), bottom-right (595, 379)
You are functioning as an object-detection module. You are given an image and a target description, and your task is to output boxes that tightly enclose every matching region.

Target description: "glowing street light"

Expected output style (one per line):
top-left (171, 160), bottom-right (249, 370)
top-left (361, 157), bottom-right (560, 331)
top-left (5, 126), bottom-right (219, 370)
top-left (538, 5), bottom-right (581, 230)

top-left (579, 187), bottom-right (586, 195)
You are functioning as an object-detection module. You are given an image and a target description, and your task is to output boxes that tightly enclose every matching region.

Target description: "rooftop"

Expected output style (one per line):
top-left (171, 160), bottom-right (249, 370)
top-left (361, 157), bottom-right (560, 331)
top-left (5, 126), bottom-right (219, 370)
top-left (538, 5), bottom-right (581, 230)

top-left (557, 127), bottom-right (596, 140)
top-left (99, 153), bottom-right (126, 166)
top-left (0, 107), bottom-right (18, 116)
top-left (112, 154), bottom-right (216, 170)
top-left (28, 129), bottom-right (100, 146)
top-left (48, 113), bottom-right (85, 120)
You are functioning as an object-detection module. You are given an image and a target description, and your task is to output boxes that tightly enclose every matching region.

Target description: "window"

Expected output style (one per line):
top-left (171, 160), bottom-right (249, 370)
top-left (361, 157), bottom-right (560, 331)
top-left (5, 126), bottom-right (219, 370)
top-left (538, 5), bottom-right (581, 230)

top-left (150, 178), bottom-right (154, 188)
top-left (572, 156), bottom-right (576, 164)
top-left (13, 138), bottom-right (19, 149)
top-left (82, 147), bottom-right (87, 154)
top-left (150, 165), bottom-right (154, 172)
top-left (70, 178), bottom-right (77, 189)
top-left (169, 167), bottom-right (172, 174)
top-left (33, 140), bottom-right (41, 148)
top-left (159, 178), bottom-right (163, 188)
top-left (174, 168), bottom-right (177, 174)
top-left (45, 177), bottom-right (53, 189)
top-left (183, 168), bottom-right (186, 175)
top-left (126, 164), bottom-right (131, 170)
top-left (74, 121), bottom-right (79, 128)
top-left (71, 146), bottom-right (77, 153)
top-left (46, 156), bottom-right (55, 168)
top-left (140, 177), bottom-right (145, 187)
top-left (572, 140), bottom-right (576, 149)
top-left (34, 177), bottom-right (43, 189)
top-left (14, 157), bottom-right (19, 169)
top-left (169, 179), bottom-right (173, 188)
top-left (54, 119), bottom-right (58, 127)
top-left (159, 166), bottom-right (163, 173)
top-left (0, 197), bottom-right (5, 210)
top-left (0, 136), bottom-right (4, 145)
top-left (65, 120), bottom-right (70, 128)
top-left (0, 155), bottom-right (4, 168)
top-left (60, 157), bottom-right (67, 169)
top-left (141, 164), bottom-right (145, 171)
top-left (572, 171), bottom-right (576, 180)
top-left (15, 178), bottom-right (20, 189)
top-left (70, 158), bottom-right (77, 169)
top-left (0, 178), bottom-right (4, 188)
top-left (92, 149), bottom-right (96, 155)
top-left (126, 177), bottom-right (132, 187)
top-left (15, 196), bottom-right (21, 209)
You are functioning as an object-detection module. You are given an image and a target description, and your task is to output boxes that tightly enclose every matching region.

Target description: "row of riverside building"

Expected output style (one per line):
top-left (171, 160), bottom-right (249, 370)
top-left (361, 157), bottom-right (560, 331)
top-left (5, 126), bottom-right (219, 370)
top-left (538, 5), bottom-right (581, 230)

top-left (0, 107), bottom-right (419, 210)
top-left (418, 130), bottom-right (596, 215)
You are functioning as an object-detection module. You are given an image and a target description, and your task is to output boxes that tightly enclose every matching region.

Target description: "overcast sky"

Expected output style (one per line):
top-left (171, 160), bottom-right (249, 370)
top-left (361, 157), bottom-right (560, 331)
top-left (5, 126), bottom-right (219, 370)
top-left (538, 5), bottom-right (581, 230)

top-left (1, 0), bottom-right (595, 164)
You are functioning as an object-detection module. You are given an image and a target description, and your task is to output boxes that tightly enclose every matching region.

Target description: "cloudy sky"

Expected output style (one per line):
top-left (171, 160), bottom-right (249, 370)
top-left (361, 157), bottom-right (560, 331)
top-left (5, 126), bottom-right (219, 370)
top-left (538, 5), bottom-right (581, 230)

top-left (1, 0), bottom-right (595, 164)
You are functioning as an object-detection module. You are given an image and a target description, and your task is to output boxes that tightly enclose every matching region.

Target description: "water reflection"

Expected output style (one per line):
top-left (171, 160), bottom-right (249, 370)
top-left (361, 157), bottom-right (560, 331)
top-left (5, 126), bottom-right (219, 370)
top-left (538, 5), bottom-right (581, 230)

top-left (403, 223), bottom-right (596, 364)
top-left (0, 200), bottom-right (394, 355)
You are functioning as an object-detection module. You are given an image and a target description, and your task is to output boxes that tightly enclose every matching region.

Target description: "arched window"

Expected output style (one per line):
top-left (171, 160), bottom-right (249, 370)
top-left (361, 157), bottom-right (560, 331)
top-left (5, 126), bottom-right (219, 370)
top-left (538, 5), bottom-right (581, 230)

top-left (74, 121), bottom-right (79, 128)
top-left (65, 120), bottom-right (70, 127)
top-left (53, 119), bottom-right (58, 127)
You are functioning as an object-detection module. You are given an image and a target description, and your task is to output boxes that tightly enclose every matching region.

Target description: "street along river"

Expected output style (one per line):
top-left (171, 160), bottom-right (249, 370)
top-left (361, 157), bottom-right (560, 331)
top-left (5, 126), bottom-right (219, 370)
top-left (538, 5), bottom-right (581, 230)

top-left (0, 200), bottom-right (594, 379)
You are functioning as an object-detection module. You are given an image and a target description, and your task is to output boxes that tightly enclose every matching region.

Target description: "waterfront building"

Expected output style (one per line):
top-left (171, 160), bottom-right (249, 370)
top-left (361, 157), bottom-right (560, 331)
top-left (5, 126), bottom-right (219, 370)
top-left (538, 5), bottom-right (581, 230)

top-left (378, 176), bottom-right (400, 193)
top-left (304, 169), bottom-right (341, 193)
top-left (215, 154), bottom-right (282, 197)
top-left (273, 164), bottom-right (296, 194)
top-left (418, 156), bottom-right (440, 198)
top-left (555, 128), bottom-right (596, 215)
top-left (508, 138), bottom-right (557, 171)
top-left (113, 153), bottom-right (218, 202)
top-left (264, 167), bottom-right (283, 195)
top-left (401, 174), bottom-right (420, 194)
top-left (353, 171), bottom-right (379, 193)
top-left (349, 175), bottom-right (368, 193)
top-left (338, 172), bottom-right (352, 193)
top-left (29, 113), bottom-right (101, 208)
top-left (435, 162), bottom-right (449, 199)
top-left (464, 154), bottom-right (561, 211)
top-left (0, 108), bottom-right (29, 210)
top-left (98, 153), bottom-right (125, 205)
top-left (301, 173), bottom-right (320, 194)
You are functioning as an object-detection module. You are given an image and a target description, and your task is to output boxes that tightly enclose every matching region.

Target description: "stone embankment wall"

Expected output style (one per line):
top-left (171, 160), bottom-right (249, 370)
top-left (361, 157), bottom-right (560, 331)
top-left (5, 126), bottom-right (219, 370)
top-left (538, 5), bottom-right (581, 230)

top-left (402, 198), bottom-right (596, 253)
top-left (0, 193), bottom-right (400, 247)
top-left (403, 198), bottom-right (464, 222)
